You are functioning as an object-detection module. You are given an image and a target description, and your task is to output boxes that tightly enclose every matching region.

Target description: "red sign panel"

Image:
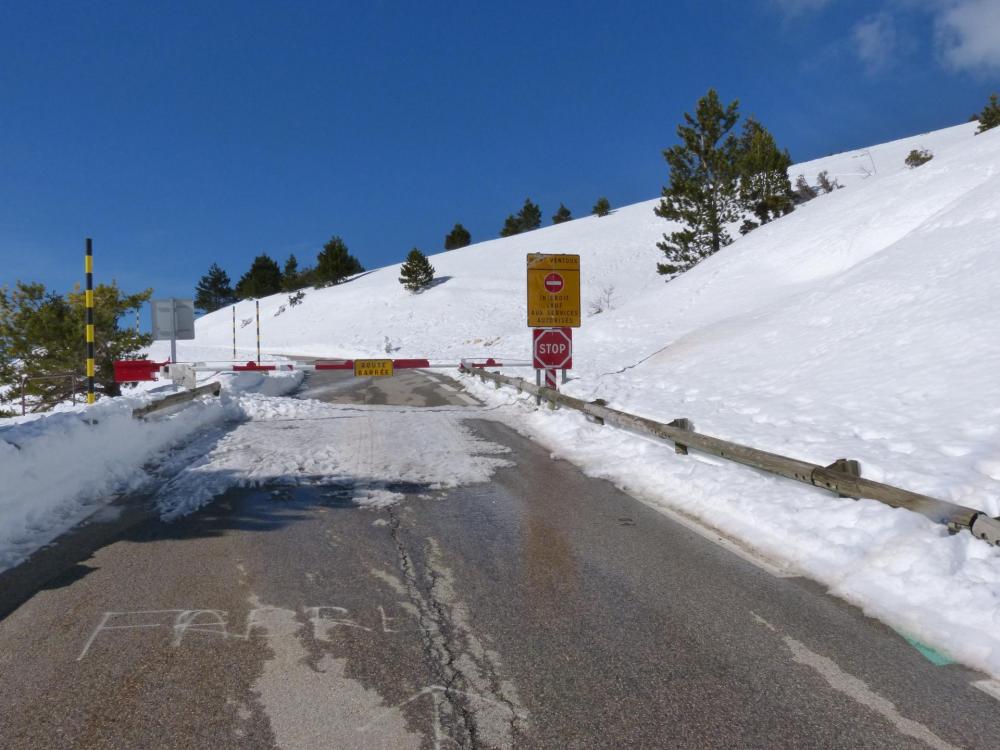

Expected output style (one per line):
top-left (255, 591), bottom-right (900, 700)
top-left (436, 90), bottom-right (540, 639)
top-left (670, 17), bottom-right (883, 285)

top-left (113, 359), bottom-right (166, 383)
top-left (543, 272), bottom-right (564, 293)
top-left (533, 328), bottom-right (573, 369)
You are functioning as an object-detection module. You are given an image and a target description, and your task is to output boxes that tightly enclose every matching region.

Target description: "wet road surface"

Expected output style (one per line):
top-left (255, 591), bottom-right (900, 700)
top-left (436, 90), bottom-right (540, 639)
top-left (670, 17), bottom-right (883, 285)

top-left (1, 368), bottom-right (999, 749)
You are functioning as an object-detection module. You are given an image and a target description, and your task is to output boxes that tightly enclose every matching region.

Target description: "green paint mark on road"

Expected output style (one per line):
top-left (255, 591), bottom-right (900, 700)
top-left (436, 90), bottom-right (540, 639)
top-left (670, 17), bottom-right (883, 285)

top-left (895, 630), bottom-right (954, 666)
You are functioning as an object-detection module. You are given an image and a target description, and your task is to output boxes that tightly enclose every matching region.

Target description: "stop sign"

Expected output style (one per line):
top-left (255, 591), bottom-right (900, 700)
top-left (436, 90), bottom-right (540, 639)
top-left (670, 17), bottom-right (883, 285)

top-left (543, 273), bottom-right (564, 293)
top-left (533, 328), bottom-right (573, 369)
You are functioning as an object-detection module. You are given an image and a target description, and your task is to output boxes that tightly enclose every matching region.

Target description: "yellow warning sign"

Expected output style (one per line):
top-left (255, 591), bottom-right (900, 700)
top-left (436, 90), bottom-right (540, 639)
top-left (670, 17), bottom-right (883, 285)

top-left (527, 253), bottom-right (580, 328)
top-left (353, 359), bottom-right (394, 377)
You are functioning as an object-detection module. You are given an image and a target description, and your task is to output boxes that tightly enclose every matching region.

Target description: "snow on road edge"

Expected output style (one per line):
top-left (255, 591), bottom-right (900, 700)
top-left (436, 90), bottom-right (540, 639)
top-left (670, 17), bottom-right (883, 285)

top-left (0, 371), bottom-right (302, 573)
top-left (458, 374), bottom-right (1000, 680)
top-left (153, 396), bottom-right (513, 520)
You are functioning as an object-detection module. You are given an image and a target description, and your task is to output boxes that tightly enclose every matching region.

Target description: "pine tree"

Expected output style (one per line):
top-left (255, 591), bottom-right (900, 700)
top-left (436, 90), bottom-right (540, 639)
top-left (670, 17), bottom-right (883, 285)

top-left (975, 93), bottom-right (1000, 134)
top-left (500, 198), bottom-right (542, 237)
top-left (444, 223), bottom-right (471, 250)
top-left (1, 281), bottom-right (152, 404)
top-left (655, 89), bottom-right (741, 278)
top-left (500, 214), bottom-right (521, 237)
top-left (194, 263), bottom-right (236, 313)
top-left (816, 170), bottom-right (840, 193)
top-left (280, 254), bottom-right (315, 292)
top-left (735, 118), bottom-right (793, 232)
top-left (793, 175), bottom-right (817, 203)
top-left (316, 236), bottom-right (364, 286)
top-left (235, 254), bottom-right (283, 299)
top-left (552, 203), bottom-right (572, 224)
top-left (592, 197), bottom-right (611, 217)
top-left (298, 266), bottom-right (320, 288)
top-left (904, 149), bottom-right (933, 169)
top-left (281, 255), bottom-right (300, 291)
top-left (398, 248), bottom-right (435, 292)
top-left (518, 198), bottom-right (542, 231)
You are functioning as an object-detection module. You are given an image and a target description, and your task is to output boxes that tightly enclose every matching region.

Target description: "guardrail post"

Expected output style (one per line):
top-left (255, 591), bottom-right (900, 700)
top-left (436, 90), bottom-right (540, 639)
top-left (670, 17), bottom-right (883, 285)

top-left (971, 515), bottom-right (1000, 546)
top-left (812, 459), bottom-right (863, 499)
top-left (586, 399), bottom-right (606, 425)
top-left (668, 418), bottom-right (693, 455)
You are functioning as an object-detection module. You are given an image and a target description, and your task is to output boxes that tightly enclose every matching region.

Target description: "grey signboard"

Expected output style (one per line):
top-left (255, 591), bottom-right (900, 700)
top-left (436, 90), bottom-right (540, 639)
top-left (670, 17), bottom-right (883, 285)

top-left (151, 298), bottom-right (196, 341)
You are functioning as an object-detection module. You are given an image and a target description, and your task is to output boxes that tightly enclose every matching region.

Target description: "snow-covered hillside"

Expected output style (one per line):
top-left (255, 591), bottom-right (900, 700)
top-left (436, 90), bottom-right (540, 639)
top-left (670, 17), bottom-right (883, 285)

top-left (181, 120), bottom-right (1000, 529)
top-left (185, 123), bottom-right (994, 414)
top-left (162, 119), bottom-right (1000, 675)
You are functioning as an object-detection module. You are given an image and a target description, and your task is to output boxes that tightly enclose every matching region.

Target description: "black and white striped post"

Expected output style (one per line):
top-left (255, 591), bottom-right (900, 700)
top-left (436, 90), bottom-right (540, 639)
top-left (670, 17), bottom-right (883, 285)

top-left (255, 300), bottom-right (261, 364)
top-left (85, 238), bottom-right (95, 404)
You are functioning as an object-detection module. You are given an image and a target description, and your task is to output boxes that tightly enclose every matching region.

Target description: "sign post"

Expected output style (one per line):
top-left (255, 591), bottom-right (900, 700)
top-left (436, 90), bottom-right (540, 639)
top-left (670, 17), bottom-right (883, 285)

top-left (533, 327), bottom-right (572, 393)
top-left (151, 298), bottom-right (195, 362)
top-left (84, 239), bottom-right (95, 404)
top-left (527, 254), bottom-right (580, 396)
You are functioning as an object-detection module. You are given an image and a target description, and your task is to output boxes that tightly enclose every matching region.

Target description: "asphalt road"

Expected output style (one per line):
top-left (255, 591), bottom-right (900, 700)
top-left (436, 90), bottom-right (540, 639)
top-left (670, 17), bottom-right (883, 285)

top-left (1, 368), bottom-right (999, 749)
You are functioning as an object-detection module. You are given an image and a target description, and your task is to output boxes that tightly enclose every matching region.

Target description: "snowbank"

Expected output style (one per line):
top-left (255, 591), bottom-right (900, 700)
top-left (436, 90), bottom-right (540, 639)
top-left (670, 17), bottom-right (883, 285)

top-left (0, 370), bottom-right (302, 572)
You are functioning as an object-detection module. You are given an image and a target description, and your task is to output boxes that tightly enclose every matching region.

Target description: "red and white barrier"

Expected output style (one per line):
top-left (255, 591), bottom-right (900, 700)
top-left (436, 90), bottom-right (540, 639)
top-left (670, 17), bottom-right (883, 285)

top-left (114, 358), bottom-right (532, 383)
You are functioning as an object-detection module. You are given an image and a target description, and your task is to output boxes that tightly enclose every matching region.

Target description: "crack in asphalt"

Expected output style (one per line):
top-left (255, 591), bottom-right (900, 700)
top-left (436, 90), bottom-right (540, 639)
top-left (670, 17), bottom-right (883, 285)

top-left (386, 506), bottom-right (479, 749)
top-left (427, 563), bottom-right (482, 749)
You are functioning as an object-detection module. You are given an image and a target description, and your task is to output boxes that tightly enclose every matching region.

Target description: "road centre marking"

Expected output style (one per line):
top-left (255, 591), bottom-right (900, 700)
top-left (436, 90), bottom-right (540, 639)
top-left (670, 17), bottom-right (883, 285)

top-left (456, 393), bottom-right (478, 406)
top-left (752, 612), bottom-right (961, 750)
top-left (439, 383), bottom-right (458, 393)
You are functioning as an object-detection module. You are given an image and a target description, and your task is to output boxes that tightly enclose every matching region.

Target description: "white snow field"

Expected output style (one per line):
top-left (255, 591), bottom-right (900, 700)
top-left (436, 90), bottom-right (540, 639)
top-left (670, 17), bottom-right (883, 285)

top-left (3, 120), bottom-right (1000, 676)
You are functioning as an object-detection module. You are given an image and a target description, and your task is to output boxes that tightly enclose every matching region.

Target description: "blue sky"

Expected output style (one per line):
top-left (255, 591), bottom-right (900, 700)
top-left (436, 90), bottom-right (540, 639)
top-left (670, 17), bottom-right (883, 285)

top-left (1, 0), bottom-right (997, 303)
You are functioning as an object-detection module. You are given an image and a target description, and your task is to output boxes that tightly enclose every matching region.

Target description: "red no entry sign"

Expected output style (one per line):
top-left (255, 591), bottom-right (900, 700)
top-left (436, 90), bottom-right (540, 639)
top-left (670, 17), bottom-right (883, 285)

top-left (533, 327), bottom-right (573, 369)
top-left (543, 273), bottom-right (564, 293)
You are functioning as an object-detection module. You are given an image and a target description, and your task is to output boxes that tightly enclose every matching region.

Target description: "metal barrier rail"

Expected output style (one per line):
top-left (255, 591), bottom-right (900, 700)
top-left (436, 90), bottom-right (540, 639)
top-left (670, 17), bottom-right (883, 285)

top-left (186, 358), bottom-right (533, 372)
top-left (131, 382), bottom-right (222, 419)
top-left (459, 363), bottom-right (1000, 547)
top-left (114, 358), bottom-right (536, 384)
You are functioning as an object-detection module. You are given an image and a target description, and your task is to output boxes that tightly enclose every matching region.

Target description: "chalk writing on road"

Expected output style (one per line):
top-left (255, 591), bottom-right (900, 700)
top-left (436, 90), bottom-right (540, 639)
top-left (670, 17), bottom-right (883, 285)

top-left (77, 604), bottom-right (416, 661)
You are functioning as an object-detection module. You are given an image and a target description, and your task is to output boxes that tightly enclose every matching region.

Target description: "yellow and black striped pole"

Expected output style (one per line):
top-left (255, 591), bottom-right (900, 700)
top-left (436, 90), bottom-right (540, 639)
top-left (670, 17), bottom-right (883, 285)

top-left (255, 300), bottom-right (261, 364)
top-left (232, 305), bottom-right (236, 361)
top-left (85, 238), bottom-right (95, 404)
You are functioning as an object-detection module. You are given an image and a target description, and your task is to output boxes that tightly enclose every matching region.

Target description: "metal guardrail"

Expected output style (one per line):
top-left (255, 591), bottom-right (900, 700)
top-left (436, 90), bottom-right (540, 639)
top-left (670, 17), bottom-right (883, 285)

top-left (459, 364), bottom-right (1000, 547)
top-left (131, 382), bottom-right (222, 419)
